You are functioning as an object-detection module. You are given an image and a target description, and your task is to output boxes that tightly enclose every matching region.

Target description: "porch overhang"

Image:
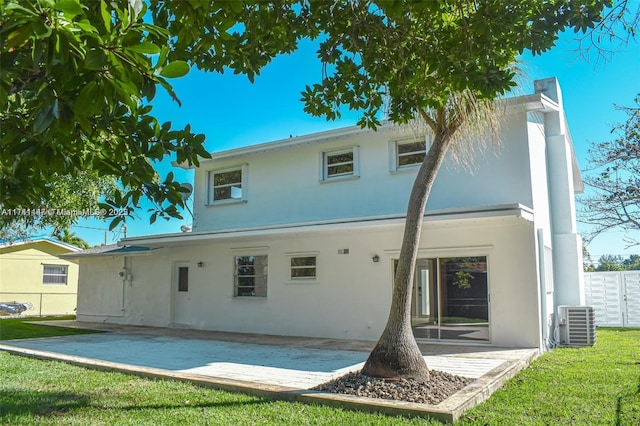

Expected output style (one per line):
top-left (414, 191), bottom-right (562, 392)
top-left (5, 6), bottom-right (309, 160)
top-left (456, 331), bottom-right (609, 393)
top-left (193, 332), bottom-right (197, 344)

top-left (119, 203), bottom-right (534, 249)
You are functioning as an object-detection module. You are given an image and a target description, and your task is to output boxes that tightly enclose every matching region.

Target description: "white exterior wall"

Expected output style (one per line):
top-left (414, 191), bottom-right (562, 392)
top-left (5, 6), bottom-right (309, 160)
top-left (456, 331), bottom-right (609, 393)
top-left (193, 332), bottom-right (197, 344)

top-left (192, 122), bottom-right (534, 232)
top-left (77, 216), bottom-right (541, 348)
top-left (75, 78), bottom-right (588, 351)
top-left (76, 256), bottom-right (126, 320)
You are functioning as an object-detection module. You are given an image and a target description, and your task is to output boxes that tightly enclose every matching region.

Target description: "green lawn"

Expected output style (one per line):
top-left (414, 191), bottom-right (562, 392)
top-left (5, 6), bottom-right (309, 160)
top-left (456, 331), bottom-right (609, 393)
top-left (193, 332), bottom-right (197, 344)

top-left (0, 322), bottom-right (638, 425)
top-left (0, 316), bottom-right (101, 341)
top-left (458, 328), bottom-right (640, 425)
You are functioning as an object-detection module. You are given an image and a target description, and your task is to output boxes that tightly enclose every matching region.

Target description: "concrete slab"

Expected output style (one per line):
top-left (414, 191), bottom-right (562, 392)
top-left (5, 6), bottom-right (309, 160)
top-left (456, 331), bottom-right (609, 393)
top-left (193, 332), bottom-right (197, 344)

top-left (0, 321), bottom-right (538, 422)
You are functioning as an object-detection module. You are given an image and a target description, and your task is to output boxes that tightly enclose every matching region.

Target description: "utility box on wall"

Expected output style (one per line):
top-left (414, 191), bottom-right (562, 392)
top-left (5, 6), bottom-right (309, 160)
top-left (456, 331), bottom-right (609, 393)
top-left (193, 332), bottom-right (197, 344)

top-left (558, 305), bottom-right (596, 347)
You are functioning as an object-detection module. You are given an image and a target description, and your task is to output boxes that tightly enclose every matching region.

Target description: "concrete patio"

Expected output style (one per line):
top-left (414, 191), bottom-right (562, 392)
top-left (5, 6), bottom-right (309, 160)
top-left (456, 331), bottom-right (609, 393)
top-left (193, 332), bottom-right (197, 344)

top-left (0, 321), bottom-right (539, 422)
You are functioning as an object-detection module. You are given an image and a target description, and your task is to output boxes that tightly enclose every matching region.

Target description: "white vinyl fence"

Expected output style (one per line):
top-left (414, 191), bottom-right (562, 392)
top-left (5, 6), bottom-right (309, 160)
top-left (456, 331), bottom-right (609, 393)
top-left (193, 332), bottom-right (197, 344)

top-left (584, 271), bottom-right (640, 327)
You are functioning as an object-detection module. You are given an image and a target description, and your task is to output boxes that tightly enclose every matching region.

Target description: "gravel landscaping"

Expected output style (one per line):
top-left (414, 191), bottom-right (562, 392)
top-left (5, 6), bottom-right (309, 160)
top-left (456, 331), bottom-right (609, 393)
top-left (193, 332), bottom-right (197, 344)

top-left (313, 370), bottom-right (473, 404)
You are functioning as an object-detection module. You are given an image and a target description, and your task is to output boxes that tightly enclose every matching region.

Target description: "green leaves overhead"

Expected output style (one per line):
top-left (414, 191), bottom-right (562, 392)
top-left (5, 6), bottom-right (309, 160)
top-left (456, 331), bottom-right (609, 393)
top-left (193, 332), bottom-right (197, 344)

top-left (298, 0), bottom-right (610, 126)
top-left (1, 0), bottom-right (205, 227)
top-left (53, 0), bottom-right (84, 17)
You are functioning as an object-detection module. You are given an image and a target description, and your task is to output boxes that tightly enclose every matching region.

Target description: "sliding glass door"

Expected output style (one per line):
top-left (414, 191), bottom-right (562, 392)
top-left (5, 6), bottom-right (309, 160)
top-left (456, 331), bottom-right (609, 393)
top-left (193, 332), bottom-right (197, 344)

top-left (401, 256), bottom-right (489, 342)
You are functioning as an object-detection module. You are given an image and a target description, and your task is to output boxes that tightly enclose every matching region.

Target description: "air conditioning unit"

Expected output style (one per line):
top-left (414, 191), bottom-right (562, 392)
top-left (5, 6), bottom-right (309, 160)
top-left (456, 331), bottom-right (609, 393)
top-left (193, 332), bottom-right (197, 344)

top-left (558, 305), bottom-right (596, 347)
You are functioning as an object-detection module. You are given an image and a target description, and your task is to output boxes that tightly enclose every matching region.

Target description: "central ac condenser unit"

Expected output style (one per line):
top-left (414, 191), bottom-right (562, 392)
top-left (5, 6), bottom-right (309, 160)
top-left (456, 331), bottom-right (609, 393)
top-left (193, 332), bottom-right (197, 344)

top-left (558, 305), bottom-right (596, 347)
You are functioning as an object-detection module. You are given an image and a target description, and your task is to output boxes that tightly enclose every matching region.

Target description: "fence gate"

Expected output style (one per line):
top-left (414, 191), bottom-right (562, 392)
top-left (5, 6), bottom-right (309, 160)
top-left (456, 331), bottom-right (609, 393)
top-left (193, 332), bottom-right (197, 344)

top-left (585, 271), bottom-right (640, 327)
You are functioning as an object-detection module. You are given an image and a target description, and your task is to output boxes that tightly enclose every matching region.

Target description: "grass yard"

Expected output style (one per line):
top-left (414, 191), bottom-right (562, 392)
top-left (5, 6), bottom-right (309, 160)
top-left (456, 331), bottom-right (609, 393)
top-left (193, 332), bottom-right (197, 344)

top-left (458, 327), bottom-right (640, 425)
top-left (0, 322), bottom-right (638, 425)
top-left (0, 316), bottom-right (101, 341)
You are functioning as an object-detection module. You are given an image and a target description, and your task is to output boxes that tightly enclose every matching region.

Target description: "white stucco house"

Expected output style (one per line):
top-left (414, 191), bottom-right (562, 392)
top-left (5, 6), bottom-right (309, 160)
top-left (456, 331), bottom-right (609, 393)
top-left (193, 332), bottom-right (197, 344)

top-left (70, 77), bottom-right (585, 351)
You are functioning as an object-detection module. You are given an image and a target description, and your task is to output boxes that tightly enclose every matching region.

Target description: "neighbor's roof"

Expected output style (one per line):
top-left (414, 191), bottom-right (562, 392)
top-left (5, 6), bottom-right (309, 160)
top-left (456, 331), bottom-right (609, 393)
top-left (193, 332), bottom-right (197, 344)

top-left (0, 235), bottom-right (81, 252)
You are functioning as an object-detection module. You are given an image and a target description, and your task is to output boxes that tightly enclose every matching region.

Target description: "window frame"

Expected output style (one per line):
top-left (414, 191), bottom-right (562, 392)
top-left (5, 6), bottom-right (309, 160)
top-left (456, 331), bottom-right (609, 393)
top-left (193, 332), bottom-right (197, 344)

top-left (289, 255), bottom-right (318, 281)
top-left (233, 255), bottom-right (268, 298)
top-left (42, 264), bottom-right (68, 285)
top-left (389, 137), bottom-right (428, 173)
top-left (320, 146), bottom-right (360, 182)
top-left (207, 164), bottom-right (247, 205)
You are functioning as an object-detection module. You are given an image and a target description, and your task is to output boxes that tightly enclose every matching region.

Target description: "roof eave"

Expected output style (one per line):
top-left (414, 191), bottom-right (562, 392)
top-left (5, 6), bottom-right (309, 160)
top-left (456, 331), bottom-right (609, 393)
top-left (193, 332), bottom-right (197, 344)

top-left (119, 203), bottom-right (534, 248)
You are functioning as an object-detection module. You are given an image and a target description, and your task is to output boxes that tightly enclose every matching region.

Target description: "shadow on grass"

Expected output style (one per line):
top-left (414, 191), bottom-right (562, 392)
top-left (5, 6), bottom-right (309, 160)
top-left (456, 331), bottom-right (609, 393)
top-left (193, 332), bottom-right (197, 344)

top-left (0, 388), bottom-right (271, 420)
top-left (0, 389), bottom-right (90, 418)
top-left (616, 374), bottom-right (640, 426)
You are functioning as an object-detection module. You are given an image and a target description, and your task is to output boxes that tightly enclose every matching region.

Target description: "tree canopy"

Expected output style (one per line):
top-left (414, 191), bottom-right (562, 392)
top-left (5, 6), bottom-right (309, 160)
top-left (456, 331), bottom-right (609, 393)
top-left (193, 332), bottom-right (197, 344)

top-left (53, 228), bottom-right (90, 249)
top-left (0, 170), bottom-right (118, 241)
top-left (581, 95), bottom-right (639, 248)
top-left (584, 253), bottom-right (640, 271)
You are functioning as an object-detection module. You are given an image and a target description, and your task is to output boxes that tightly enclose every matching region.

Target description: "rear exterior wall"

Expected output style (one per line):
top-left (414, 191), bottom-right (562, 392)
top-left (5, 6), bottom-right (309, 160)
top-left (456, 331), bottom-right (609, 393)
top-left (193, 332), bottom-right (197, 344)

top-left (76, 217), bottom-right (541, 348)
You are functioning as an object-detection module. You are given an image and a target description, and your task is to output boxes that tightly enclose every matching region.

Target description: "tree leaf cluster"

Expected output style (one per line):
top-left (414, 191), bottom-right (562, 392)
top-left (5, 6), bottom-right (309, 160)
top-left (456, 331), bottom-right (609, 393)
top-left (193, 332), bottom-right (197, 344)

top-left (298, 1), bottom-right (610, 130)
top-left (0, 169), bottom-right (118, 241)
top-left (1, 0), bottom-right (205, 227)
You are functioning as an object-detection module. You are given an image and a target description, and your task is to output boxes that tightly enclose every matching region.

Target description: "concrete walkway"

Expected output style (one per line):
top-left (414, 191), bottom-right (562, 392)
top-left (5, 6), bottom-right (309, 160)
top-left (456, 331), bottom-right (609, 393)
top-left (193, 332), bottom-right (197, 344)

top-left (0, 321), bottom-right (539, 422)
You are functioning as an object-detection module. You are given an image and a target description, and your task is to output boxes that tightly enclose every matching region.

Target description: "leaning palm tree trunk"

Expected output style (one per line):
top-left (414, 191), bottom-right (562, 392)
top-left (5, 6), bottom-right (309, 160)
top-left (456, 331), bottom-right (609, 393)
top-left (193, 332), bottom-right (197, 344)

top-left (361, 92), bottom-right (503, 380)
top-left (361, 125), bottom-right (455, 380)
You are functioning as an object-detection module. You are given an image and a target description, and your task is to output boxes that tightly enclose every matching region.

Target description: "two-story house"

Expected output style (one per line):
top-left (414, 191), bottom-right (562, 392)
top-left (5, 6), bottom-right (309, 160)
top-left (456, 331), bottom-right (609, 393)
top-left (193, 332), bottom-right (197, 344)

top-left (71, 78), bottom-right (585, 351)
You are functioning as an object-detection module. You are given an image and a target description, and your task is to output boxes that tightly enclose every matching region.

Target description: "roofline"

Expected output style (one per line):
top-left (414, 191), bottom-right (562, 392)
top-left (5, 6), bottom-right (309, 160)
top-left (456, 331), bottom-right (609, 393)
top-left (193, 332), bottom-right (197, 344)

top-left (120, 203), bottom-right (534, 248)
top-left (173, 91), bottom-right (562, 170)
top-left (0, 236), bottom-right (81, 252)
top-left (173, 123), bottom-right (396, 169)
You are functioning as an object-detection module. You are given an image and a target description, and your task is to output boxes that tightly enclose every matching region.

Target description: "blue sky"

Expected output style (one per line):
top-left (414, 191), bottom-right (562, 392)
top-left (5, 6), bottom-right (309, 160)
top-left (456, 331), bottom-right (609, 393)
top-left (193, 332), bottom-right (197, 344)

top-left (73, 30), bottom-right (640, 259)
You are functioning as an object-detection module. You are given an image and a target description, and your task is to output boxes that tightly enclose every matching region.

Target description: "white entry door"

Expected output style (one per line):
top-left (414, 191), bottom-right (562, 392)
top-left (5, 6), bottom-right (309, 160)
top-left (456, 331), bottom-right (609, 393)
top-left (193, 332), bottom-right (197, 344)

top-left (172, 262), bottom-right (191, 326)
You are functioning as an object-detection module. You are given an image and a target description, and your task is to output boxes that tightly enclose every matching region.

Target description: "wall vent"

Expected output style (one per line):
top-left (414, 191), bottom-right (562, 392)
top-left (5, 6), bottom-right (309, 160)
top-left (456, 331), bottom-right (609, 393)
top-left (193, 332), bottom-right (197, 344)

top-left (558, 305), bottom-right (596, 347)
top-left (337, 248), bottom-right (350, 255)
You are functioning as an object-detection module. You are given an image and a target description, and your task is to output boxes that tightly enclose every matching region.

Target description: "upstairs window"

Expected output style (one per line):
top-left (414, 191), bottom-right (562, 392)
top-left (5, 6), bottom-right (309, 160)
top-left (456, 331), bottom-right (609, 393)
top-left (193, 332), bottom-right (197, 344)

top-left (234, 255), bottom-right (268, 297)
top-left (391, 137), bottom-right (427, 172)
top-left (208, 166), bottom-right (246, 204)
top-left (321, 147), bottom-right (359, 181)
top-left (43, 265), bottom-right (68, 285)
top-left (290, 256), bottom-right (317, 280)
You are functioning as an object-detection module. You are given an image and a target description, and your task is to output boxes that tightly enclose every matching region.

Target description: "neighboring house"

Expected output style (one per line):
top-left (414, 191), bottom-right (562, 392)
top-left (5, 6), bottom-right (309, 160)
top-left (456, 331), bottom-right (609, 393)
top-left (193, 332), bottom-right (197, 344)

top-left (70, 78), bottom-right (585, 351)
top-left (0, 236), bottom-right (80, 316)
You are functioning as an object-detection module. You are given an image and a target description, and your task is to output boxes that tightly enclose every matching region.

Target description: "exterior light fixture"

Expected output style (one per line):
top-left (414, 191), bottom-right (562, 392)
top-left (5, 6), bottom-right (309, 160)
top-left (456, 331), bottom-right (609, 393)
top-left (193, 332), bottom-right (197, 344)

top-left (197, 261), bottom-right (204, 268)
top-left (372, 255), bottom-right (380, 263)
